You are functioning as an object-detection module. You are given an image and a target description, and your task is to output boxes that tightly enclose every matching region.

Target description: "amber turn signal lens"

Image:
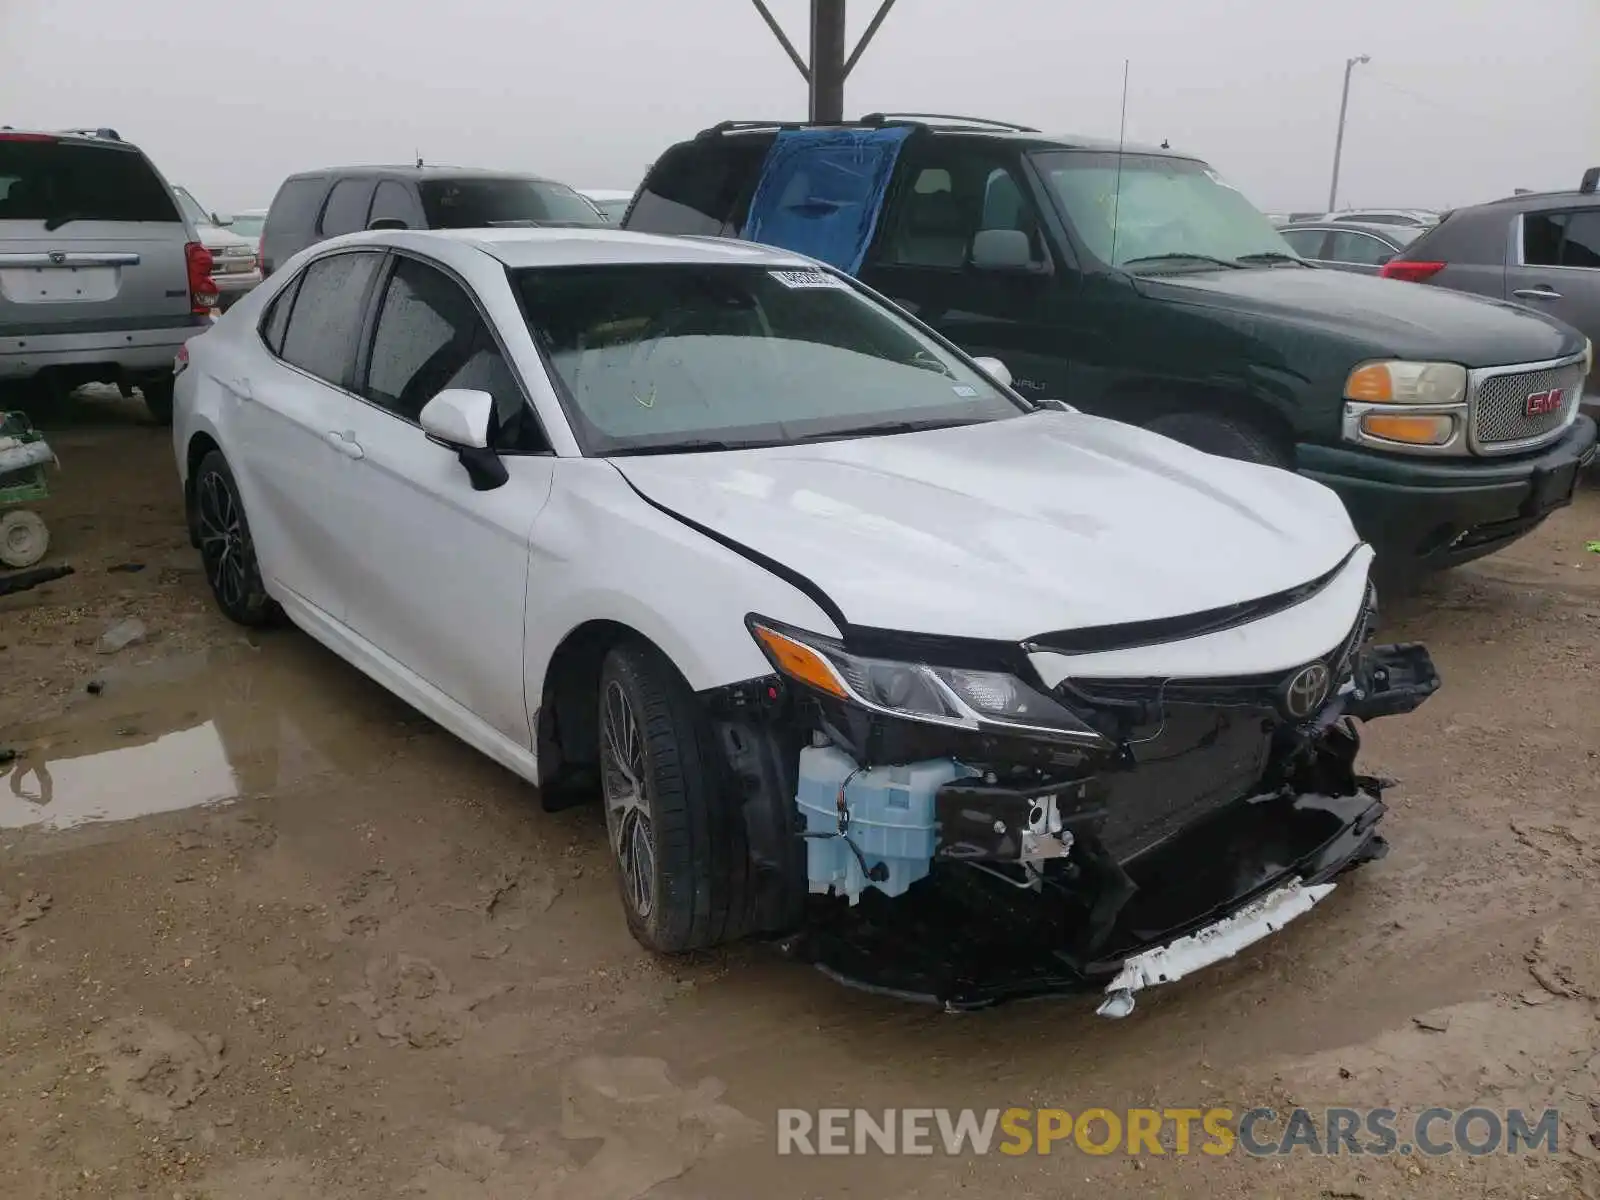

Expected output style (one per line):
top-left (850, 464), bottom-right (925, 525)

top-left (1359, 412), bottom-right (1454, 446)
top-left (1345, 363), bottom-right (1394, 403)
top-left (751, 624), bottom-right (849, 700)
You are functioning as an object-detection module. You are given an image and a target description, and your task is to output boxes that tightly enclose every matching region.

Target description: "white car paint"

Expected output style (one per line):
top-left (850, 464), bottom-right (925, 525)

top-left (612, 413), bottom-right (1358, 641)
top-left (173, 227), bottom-right (1367, 792)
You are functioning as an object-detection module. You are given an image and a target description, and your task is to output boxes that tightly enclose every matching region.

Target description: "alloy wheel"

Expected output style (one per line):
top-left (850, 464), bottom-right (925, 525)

top-left (197, 469), bottom-right (248, 610)
top-left (600, 679), bottom-right (657, 920)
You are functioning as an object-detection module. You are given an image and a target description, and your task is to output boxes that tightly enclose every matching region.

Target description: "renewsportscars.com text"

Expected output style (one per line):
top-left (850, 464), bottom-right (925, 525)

top-left (776, 1106), bottom-right (1561, 1157)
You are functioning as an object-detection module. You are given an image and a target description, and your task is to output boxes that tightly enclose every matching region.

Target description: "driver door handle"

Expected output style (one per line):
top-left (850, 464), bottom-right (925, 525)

top-left (325, 430), bottom-right (365, 460)
top-left (1513, 286), bottom-right (1562, 300)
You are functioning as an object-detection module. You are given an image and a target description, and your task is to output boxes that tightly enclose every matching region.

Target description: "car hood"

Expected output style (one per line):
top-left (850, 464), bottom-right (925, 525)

top-left (195, 224), bottom-right (254, 250)
top-left (610, 411), bottom-right (1360, 642)
top-left (1138, 266), bottom-right (1581, 366)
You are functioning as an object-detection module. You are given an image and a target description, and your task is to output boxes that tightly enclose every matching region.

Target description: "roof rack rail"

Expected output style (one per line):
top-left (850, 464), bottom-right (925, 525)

top-left (697, 120), bottom-right (814, 138)
top-left (59, 126), bottom-right (123, 141)
top-left (858, 112), bottom-right (1039, 132)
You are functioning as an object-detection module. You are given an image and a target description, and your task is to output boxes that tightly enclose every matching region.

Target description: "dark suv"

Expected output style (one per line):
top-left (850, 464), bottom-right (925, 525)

top-left (260, 166), bottom-right (605, 278)
top-left (623, 116), bottom-right (1598, 573)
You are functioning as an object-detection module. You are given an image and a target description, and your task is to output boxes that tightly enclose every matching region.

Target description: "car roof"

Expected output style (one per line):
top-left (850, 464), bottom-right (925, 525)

top-left (285, 165), bottom-right (563, 185)
top-left (347, 226), bottom-right (821, 270)
top-left (0, 126), bottom-right (146, 152)
top-left (1463, 188), bottom-right (1600, 214)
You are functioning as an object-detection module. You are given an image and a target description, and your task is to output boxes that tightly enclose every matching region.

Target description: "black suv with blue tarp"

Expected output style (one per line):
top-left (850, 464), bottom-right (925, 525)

top-left (623, 115), bottom-right (1597, 574)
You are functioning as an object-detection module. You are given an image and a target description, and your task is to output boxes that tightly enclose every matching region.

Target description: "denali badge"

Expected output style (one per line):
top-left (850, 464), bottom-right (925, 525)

top-left (1283, 662), bottom-right (1332, 720)
top-left (1526, 387), bottom-right (1565, 417)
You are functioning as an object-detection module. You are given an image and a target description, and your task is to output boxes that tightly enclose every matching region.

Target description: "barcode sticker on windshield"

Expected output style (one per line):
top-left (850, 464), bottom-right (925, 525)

top-left (769, 269), bottom-right (845, 289)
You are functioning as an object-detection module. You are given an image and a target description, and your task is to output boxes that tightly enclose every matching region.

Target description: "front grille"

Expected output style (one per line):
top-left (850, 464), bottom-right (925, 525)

top-left (1471, 361), bottom-right (1584, 451)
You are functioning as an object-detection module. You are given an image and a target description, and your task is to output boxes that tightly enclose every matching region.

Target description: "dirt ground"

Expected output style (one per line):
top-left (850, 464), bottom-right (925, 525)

top-left (3, 387), bottom-right (1600, 1200)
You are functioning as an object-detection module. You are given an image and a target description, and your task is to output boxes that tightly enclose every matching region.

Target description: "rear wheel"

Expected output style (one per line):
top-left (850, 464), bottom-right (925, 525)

top-left (1144, 411), bottom-right (1289, 468)
top-left (139, 377), bottom-right (175, 426)
top-left (597, 640), bottom-right (753, 953)
top-left (194, 450), bottom-right (277, 626)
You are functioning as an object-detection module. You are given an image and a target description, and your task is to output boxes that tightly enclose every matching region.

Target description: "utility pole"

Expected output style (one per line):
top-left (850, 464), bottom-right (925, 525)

top-left (748, 0), bottom-right (901, 124)
top-left (1327, 54), bottom-right (1370, 212)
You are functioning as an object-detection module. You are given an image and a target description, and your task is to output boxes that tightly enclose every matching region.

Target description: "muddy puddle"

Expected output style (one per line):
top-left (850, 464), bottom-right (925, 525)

top-left (0, 637), bottom-right (422, 833)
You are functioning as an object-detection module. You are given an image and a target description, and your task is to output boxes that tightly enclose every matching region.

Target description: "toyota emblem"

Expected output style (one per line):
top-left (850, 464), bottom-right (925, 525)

top-left (1283, 662), bottom-right (1332, 720)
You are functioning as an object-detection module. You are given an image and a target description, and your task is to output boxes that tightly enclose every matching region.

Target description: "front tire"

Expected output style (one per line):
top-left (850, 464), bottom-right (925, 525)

top-left (194, 450), bottom-right (277, 627)
top-left (597, 641), bottom-right (753, 953)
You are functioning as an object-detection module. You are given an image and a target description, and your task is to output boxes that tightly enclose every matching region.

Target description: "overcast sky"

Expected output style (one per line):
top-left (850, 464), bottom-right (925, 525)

top-left (3, 0), bottom-right (1595, 215)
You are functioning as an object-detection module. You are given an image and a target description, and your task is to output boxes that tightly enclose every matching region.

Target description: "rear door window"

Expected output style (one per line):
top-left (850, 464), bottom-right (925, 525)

top-left (319, 178), bottom-right (376, 237)
top-left (1523, 209), bottom-right (1600, 269)
top-left (267, 177), bottom-right (326, 235)
top-left (0, 138), bottom-right (180, 224)
top-left (278, 251), bottom-right (383, 387)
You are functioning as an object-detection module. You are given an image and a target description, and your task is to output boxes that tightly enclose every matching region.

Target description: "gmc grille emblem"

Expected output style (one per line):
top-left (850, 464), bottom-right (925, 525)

top-left (1525, 387), bottom-right (1565, 417)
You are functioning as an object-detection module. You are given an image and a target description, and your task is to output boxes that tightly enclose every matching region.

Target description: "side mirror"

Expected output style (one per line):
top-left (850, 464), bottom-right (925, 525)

top-left (212, 212), bottom-right (232, 226)
top-left (367, 217), bottom-right (408, 231)
top-left (971, 356), bottom-right (1012, 388)
top-left (419, 389), bottom-right (507, 491)
top-left (971, 228), bottom-right (1036, 271)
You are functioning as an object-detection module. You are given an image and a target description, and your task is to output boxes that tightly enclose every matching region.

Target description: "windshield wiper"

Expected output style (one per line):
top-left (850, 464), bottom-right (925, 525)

top-left (606, 439), bottom-right (751, 457)
top-left (1235, 251), bottom-right (1313, 267)
top-left (1123, 252), bottom-right (1243, 272)
top-left (789, 417), bottom-right (987, 444)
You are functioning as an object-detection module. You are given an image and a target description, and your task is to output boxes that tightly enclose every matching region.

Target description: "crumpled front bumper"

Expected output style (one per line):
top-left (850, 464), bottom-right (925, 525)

top-left (783, 642), bottom-right (1437, 1013)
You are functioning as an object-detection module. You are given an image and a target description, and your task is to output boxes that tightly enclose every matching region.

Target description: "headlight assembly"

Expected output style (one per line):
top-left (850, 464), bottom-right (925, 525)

top-left (1343, 360), bottom-right (1467, 405)
top-left (748, 618), bottom-right (1109, 748)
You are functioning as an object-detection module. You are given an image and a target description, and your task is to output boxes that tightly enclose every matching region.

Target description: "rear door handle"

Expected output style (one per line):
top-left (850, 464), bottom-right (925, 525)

top-left (1513, 286), bottom-right (1562, 300)
top-left (324, 430), bottom-right (365, 460)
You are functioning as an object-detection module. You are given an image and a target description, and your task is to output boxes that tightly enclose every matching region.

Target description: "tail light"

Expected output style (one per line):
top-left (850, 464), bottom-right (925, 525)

top-left (185, 242), bottom-right (218, 313)
top-left (1379, 260), bottom-right (1446, 283)
top-left (0, 132), bottom-right (57, 143)
top-left (174, 344), bottom-right (189, 376)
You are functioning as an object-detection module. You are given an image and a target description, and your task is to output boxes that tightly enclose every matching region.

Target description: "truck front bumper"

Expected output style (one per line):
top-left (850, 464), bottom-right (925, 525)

top-left (1298, 415), bottom-right (1597, 570)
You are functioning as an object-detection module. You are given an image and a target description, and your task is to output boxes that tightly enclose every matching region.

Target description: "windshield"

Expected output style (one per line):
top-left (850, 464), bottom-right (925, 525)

top-left (591, 197), bottom-right (630, 221)
top-left (229, 214), bottom-right (265, 238)
top-left (513, 263), bottom-right (1025, 455)
top-left (1033, 151), bottom-right (1294, 271)
top-left (418, 178), bottom-right (606, 228)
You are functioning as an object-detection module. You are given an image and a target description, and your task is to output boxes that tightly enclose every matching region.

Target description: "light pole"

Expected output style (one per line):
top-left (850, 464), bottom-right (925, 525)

top-left (1327, 54), bottom-right (1370, 212)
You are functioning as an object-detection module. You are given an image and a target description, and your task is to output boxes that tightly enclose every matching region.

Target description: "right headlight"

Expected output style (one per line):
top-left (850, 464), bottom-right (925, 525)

top-left (747, 618), bottom-right (1110, 748)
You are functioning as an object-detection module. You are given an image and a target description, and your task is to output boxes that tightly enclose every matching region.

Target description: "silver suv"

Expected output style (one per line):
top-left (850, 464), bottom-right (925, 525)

top-left (0, 127), bottom-right (216, 423)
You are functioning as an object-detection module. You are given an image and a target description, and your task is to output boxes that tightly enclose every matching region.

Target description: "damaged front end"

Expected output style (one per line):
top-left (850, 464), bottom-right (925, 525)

top-left (702, 574), bottom-right (1440, 1016)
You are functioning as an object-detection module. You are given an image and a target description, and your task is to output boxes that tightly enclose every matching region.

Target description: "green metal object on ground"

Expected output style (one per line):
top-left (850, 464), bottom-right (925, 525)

top-left (0, 411), bottom-right (57, 569)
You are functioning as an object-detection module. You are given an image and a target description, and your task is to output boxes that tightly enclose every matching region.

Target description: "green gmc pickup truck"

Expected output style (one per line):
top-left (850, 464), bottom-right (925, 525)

top-left (623, 115), bottom-right (1597, 573)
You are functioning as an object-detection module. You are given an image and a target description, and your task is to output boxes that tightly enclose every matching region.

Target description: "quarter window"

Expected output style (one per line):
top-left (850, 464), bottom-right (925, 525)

top-left (362, 257), bottom-right (544, 451)
top-left (368, 180), bottom-right (421, 229)
top-left (277, 251), bottom-right (382, 387)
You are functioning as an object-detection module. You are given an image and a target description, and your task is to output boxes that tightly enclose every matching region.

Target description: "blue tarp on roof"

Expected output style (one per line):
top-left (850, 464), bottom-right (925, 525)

top-left (740, 126), bottom-right (913, 274)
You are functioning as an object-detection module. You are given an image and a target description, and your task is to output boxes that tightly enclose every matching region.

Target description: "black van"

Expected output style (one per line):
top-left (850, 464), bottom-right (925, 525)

top-left (623, 116), bottom-right (1597, 573)
top-left (259, 165), bottom-right (605, 278)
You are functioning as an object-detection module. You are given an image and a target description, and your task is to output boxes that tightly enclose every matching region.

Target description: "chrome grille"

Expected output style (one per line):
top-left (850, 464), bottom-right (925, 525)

top-left (1471, 361), bottom-right (1584, 451)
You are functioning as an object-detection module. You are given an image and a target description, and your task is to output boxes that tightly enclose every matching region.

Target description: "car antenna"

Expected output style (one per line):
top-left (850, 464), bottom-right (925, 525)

top-left (1109, 59), bottom-right (1130, 266)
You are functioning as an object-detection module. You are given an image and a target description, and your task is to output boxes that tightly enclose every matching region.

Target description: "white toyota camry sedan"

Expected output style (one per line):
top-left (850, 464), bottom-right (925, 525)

top-left (172, 227), bottom-right (1438, 1016)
